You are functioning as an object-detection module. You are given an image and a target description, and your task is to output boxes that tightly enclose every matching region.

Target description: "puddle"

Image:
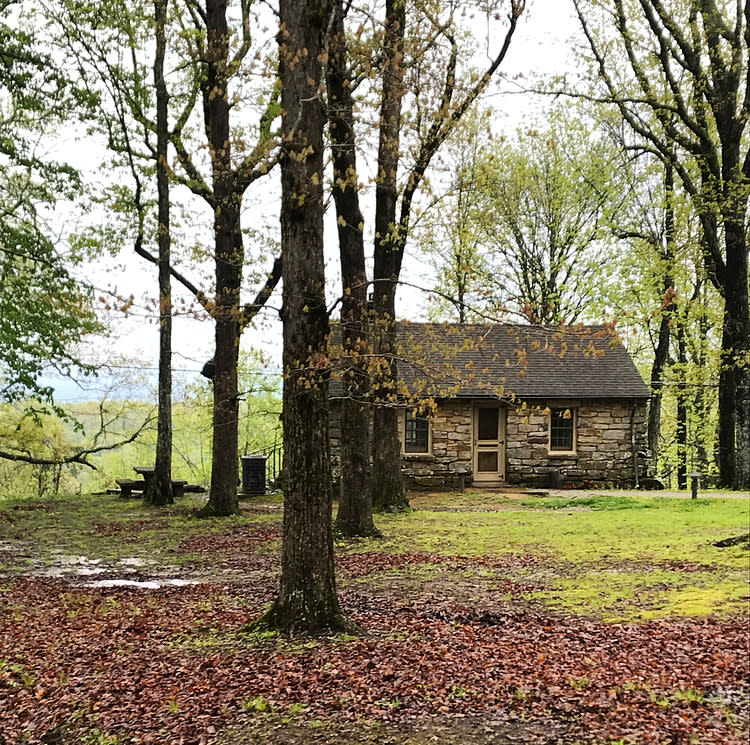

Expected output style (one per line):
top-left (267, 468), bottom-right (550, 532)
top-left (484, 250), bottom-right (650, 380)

top-left (39, 555), bottom-right (105, 577)
top-left (84, 578), bottom-right (198, 589)
top-left (2, 551), bottom-right (193, 588)
top-left (121, 557), bottom-right (146, 567)
top-left (30, 555), bottom-right (159, 579)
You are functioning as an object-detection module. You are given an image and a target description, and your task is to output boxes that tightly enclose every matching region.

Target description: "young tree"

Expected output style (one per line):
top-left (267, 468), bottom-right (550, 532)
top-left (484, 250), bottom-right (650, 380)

top-left (168, 0), bottom-right (282, 515)
top-left (144, 0), bottom-right (175, 506)
top-left (604, 146), bottom-right (722, 486)
top-left (573, 0), bottom-right (749, 488)
top-left (420, 107), bottom-right (495, 324)
top-left (476, 112), bottom-right (623, 325)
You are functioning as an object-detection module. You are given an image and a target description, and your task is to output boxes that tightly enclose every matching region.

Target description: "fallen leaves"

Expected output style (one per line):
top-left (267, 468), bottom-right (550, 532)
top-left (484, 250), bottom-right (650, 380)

top-left (1, 568), bottom-right (748, 745)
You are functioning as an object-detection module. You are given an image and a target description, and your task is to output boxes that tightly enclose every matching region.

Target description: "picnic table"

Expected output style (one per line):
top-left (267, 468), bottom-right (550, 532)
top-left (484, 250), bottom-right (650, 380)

top-left (116, 467), bottom-right (187, 498)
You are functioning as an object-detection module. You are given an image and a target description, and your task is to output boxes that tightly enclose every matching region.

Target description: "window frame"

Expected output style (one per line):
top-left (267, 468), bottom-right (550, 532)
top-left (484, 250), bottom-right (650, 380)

top-left (403, 409), bottom-right (431, 455)
top-left (548, 406), bottom-right (577, 454)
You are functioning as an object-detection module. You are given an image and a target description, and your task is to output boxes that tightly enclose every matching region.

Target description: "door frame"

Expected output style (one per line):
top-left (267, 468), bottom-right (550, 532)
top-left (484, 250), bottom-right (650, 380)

top-left (472, 403), bottom-right (506, 482)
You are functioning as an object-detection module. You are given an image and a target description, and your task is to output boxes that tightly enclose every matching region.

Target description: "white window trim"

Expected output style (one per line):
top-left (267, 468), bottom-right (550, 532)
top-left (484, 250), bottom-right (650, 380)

top-left (548, 406), bottom-right (577, 455)
top-left (399, 409), bottom-right (432, 456)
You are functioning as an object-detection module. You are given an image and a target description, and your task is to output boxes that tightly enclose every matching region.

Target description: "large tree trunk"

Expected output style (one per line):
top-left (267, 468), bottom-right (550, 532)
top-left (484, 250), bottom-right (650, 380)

top-left (718, 219), bottom-right (749, 490)
top-left (258, 0), bottom-right (352, 634)
top-left (200, 0), bottom-right (241, 516)
top-left (371, 0), bottom-right (409, 513)
top-left (327, 0), bottom-right (379, 537)
top-left (145, 0), bottom-right (174, 507)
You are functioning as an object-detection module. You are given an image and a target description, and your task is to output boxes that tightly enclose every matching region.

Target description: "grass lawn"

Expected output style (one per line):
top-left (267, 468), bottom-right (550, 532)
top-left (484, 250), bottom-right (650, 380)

top-left (0, 489), bottom-right (748, 744)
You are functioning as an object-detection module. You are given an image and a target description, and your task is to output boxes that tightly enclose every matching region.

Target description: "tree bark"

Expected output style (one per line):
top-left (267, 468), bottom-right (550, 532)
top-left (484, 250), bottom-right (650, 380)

top-left (676, 321), bottom-right (688, 490)
top-left (199, 0), bottom-right (242, 516)
top-left (144, 0), bottom-right (174, 507)
top-left (327, 0), bottom-right (380, 537)
top-left (646, 158), bottom-right (676, 478)
top-left (371, 0), bottom-right (409, 513)
top-left (719, 219), bottom-right (749, 490)
top-left (258, 0), bottom-right (353, 634)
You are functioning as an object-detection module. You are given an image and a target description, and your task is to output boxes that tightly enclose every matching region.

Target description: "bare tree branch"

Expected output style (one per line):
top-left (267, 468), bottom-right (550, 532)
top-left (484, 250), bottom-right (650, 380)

top-left (0, 415), bottom-right (155, 470)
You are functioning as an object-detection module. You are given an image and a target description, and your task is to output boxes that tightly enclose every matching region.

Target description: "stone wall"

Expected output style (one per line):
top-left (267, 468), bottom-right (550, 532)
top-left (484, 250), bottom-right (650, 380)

top-left (504, 399), bottom-right (648, 487)
top-left (400, 400), bottom-right (474, 488)
top-left (330, 398), bottom-right (648, 490)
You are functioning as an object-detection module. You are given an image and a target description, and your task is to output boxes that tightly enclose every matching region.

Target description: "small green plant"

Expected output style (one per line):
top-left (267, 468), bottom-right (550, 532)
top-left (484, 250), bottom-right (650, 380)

top-left (1, 661), bottom-right (35, 688)
top-left (84, 730), bottom-right (120, 745)
top-left (240, 695), bottom-right (271, 712)
top-left (672, 688), bottom-right (705, 704)
top-left (103, 598), bottom-right (121, 614)
top-left (375, 696), bottom-right (401, 709)
top-left (164, 696), bottom-right (180, 714)
top-left (568, 674), bottom-right (590, 690)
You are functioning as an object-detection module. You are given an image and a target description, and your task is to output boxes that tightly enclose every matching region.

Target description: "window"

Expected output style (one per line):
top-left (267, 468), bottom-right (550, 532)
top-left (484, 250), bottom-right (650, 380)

top-left (404, 411), bottom-right (430, 453)
top-left (549, 408), bottom-right (575, 452)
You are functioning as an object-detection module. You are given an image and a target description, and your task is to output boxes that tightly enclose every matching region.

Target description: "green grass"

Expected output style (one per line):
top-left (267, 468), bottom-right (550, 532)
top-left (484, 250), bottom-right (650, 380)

top-left (345, 493), bottom-right (749, 620)
top-left (365, 495), bottom-right (749, 564)
top-left (0, 491), bottom-right (280, 570)
top-left (1, 490), bottom-right (748, 622)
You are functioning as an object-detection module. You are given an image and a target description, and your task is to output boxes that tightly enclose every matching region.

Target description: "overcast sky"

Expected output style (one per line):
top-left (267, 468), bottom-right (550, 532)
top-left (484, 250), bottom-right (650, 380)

top-left (46, 0), bottom-right (581, 403)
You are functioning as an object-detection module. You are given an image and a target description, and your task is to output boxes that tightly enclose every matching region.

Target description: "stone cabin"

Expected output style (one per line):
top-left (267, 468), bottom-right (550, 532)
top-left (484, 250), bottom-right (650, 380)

top-left (330, 322), bottom-right (651, 489)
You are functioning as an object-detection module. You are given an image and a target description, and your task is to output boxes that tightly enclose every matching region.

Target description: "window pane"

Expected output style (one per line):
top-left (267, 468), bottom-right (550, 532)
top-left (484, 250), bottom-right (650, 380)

top-left (405, 412), bottom-right (429, 453)
top-left (550, 408), bottom-right (574, 451)
top-left (477, 408), bottom-right (499, 441)
top-left (477, 451), bottom-right (498, 472)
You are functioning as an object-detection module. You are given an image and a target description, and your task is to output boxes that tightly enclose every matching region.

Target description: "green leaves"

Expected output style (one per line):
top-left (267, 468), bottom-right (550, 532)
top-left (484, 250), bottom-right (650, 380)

top-left (0, 3), bottom-right (102, 406)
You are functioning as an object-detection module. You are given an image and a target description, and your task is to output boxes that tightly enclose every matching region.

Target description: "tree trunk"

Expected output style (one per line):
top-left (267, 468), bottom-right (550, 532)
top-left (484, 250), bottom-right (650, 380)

top-left (718, 218), bottom-right (749, 490)
top-left (145, 0), bottom-right (174, 507)
top-left (693, 308), bottom-right (710, 473)
top-left (676, 322), bottom-right (688, 490)
top-left (258, 0), bottom-right (352, 634)
top-left (371, 0), bottom-right (409, 513)
top-left (646, 157), bottom-right (676, 478)
top-left (200, 0), bottom-right (241, 517)
top-left (370, 280), bottom-right (408, 513)
top-left (647, 314), bottom-right (670, 478)
top-left (327, 0), bottom-right (379, 537)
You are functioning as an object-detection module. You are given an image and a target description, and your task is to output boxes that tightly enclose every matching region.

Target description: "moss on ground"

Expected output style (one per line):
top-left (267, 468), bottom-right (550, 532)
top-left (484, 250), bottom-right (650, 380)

top-left (1, 490), bottom-right (747, 621)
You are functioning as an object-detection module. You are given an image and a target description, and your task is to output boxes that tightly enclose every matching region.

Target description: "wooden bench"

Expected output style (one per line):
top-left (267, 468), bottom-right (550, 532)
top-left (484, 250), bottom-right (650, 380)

top-left (116, 478), bottom-right (146, 498)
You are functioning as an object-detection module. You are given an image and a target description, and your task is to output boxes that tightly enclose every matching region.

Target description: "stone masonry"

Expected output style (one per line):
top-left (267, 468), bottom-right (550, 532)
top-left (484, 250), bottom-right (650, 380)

top-left (503, 399), bottom-right (647, 487)
top-left (330, 398), bottom-right (648, 490)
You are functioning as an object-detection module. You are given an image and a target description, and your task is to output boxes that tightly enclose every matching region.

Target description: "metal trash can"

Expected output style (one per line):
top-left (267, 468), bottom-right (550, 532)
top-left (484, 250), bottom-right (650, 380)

top-left (240, 455), bottom-right (266, 496)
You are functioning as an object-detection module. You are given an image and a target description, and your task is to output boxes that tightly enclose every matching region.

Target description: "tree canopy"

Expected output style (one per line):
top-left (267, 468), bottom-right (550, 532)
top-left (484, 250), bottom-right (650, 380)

top-left (0, 1), bottom-right (100, 405)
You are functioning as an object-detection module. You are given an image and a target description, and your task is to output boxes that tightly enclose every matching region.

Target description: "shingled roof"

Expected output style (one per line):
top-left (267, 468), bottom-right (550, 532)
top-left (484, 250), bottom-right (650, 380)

top-left (392, 322), bottom-right (649, 401)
